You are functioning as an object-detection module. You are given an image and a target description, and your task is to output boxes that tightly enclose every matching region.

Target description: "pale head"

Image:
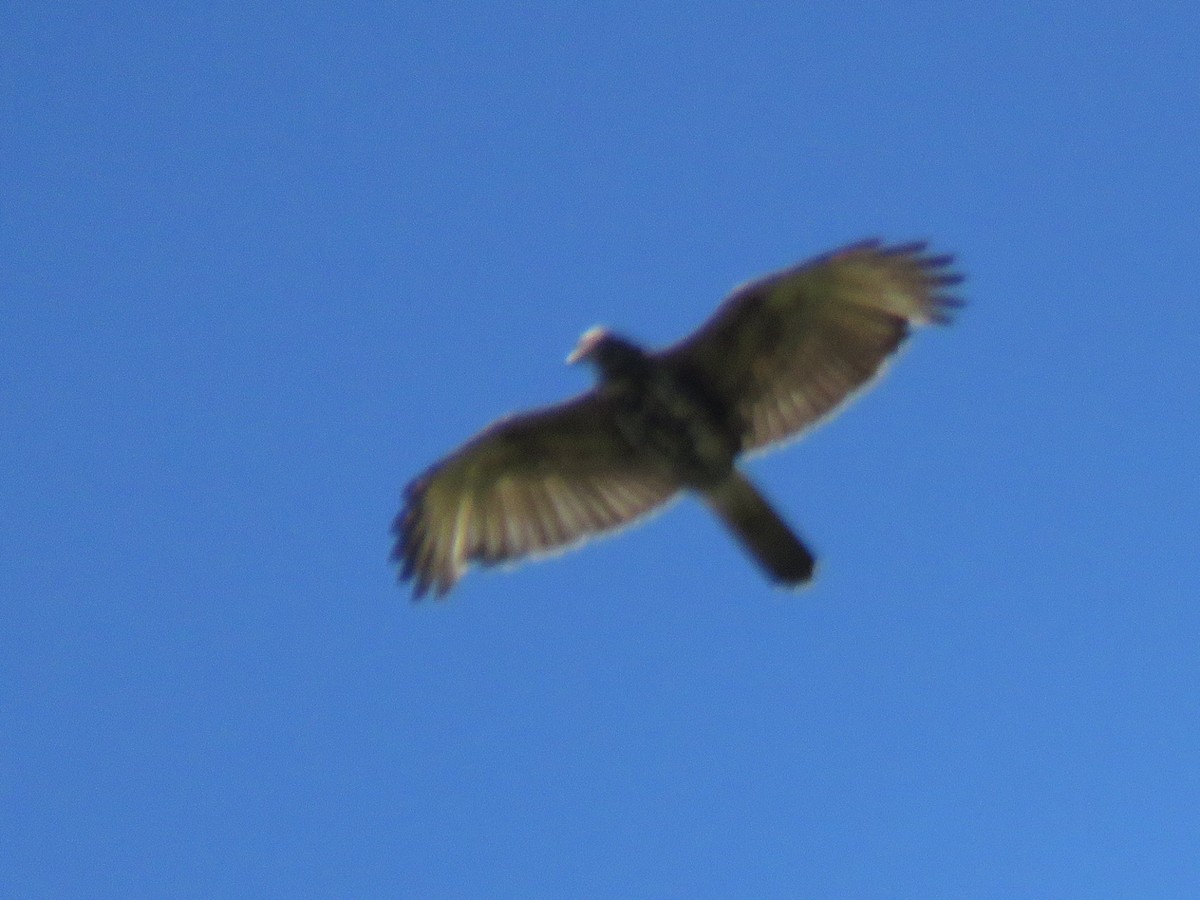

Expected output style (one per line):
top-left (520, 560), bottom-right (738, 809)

top-left (566, 325), bottom-right (612, 365)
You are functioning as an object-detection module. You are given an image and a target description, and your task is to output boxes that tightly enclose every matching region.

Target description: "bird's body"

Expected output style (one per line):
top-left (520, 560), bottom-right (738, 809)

top-left (565, 328), bottom-right (818, 585)
top-left (394, 240), bottom-right (962, 598)
top-left (580, 329), bottom-right (740, 489)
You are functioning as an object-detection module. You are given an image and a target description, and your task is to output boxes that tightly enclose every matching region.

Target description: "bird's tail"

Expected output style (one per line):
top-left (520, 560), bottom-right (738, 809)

top-left (702, 472), bottom-right (816, 587)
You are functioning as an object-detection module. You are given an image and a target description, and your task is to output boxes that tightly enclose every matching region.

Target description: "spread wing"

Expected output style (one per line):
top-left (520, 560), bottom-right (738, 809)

top-left (393, 392), bottom-right (681, 598)
top-left (660, 240), bottom-right (962, 453)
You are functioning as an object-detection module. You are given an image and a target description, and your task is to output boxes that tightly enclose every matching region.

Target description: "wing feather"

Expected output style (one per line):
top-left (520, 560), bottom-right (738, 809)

top-left (660, 240), bottom-right (962, 452)
top-left (393, 392), bottom-right (680, 598)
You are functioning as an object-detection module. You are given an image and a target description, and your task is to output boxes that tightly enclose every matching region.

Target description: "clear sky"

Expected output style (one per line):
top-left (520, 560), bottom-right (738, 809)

top-left (4, 2), bottom-right (1199, 896)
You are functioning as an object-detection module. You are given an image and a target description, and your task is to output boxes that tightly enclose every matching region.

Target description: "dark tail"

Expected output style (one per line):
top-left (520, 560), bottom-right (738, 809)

top-left (702, 471), bottom-right (815, 587)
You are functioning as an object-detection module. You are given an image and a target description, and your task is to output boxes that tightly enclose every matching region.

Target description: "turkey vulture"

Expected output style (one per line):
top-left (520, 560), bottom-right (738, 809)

top-left (394, 240), bottom-right (962, 598)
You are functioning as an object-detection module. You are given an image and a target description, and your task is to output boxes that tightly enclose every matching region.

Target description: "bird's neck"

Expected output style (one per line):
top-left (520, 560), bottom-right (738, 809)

top-left (592, 334), bottom-right (650, 384)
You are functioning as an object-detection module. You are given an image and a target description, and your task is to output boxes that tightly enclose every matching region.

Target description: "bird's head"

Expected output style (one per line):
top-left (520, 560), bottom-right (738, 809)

top-left (566, 325), bottom-right (613, 365)
top-left (566, 326), bottom-right (647, 381)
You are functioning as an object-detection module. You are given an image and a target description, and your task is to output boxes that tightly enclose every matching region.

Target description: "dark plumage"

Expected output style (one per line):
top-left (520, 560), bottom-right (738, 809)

top-left (394, 239), bottom-right (962, 598)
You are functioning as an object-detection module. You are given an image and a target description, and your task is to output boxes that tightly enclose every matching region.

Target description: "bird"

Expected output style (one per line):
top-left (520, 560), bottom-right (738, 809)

top-left (393, 239), bottom-right (962, 599)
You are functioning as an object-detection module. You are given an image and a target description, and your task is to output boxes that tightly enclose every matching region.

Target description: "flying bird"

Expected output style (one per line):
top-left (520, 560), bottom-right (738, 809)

top-left (393, 240), bottom-right (962, 598)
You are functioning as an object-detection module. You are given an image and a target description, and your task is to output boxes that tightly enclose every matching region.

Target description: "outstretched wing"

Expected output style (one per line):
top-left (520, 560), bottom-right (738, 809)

top-left (394, 393), bottom-right (680, 598)
top-left (660, 240), bottom-right (962, 453)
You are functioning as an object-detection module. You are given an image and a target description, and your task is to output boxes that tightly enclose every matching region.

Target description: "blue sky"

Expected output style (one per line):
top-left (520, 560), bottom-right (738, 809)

top-left (4, 2), bottom-right (1199, 896)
